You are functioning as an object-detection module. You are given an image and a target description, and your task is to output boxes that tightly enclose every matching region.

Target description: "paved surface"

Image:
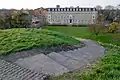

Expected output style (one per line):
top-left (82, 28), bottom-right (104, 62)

top-left (15, 38), bottom-right (105, 75)
top-left (0, 60), bottom-right (47, 80)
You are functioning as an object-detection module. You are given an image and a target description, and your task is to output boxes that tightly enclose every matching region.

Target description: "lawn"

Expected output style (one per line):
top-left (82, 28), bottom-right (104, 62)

top-left (0, 28), bottom-right (80, 56)
top-left (45, 26), bottom-right (89, 37)
top-left (45, 26), bottom-right (120, 46)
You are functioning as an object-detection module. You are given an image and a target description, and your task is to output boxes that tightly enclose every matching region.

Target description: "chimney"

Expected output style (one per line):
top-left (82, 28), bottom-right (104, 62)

top-left (56, 5), bottom-right (60, 8)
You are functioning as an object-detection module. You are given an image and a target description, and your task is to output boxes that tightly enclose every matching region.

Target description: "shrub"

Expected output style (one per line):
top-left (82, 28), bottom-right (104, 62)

top-left (0, 10), bottom-right (31, 29)
top-left (88, 24), bottom-right (104, 35)
top-left (106, 22), bottom-right (120, 33)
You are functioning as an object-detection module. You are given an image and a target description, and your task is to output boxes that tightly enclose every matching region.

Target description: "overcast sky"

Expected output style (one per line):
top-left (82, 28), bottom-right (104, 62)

top-left (0, 0), bottom-right (119, 9)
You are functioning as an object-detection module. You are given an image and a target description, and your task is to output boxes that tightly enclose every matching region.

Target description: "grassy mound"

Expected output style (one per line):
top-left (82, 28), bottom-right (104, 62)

top-left (0, 28), bottom-right (80, 56)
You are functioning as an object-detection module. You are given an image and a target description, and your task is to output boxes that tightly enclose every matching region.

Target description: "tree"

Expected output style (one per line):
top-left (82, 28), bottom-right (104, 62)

top-left (0, 13), bottom-right (12, 29)
top-left (104, 5), bottom-right (115, 10)
top-left (0, 10), bottom-right (31, 29)
top-left (96, 13), bottom-right (105, 24)
top-left (11, 10), bottom-right (31, 28)
top-left (116, 4), bottom-right (120, 9)
top-left (95, 5), bottom-right (103, 10)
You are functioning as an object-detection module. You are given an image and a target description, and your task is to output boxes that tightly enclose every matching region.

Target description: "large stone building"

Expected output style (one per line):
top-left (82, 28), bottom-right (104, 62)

top-left (46, 5), bottom-right (98, 25)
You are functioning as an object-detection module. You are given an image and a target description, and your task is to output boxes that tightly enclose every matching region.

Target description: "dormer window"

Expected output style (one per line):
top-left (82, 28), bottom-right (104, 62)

top-left (67, 9), bottom-right (69, 11)
top-left (58, 9), bottom-right (60, 11)
top-left (55, 9), bottom-right (57, 11)
top-left (73, 8), bottom-right (75, 11)
top-left (52, 9), bottom-right (54, 11)
top-left (76, 8), bottom-right (78, 11)
top-left (83, 8), bottom-right (84, 11)
top-left (48, 9), bottom-right (50, 11)
top-left (79, 8), bottom-right (81, 11)
top-left (89, 8), bottom-right (91, 11)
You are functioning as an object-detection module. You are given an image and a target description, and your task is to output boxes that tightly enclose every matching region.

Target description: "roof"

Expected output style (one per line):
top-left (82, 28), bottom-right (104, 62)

top-left (46, 7), bottom-right (97, 12)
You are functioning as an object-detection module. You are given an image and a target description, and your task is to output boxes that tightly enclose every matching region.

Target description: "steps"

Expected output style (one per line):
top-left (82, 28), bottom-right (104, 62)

top-left (47, 52), bottom-right (84, 70)
top-left (0, 60), bottom-right (46, 80)
top-left (14, 38), bottom-right (105, 76)
top-left (15, 54), bottom-right (69, 75)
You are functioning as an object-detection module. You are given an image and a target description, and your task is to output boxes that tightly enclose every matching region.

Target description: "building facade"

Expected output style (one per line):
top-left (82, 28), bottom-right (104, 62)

top-left (46, 6), bottom-right (98, 25)
top-left (29, 8), bottom-right (48, 27)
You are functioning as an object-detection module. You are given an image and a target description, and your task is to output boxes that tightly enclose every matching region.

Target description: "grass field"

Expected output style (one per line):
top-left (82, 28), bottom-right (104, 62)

top-left (0, 28), bottom-right (80, 56)
top-left (45, 26), bottom-right (120, 46)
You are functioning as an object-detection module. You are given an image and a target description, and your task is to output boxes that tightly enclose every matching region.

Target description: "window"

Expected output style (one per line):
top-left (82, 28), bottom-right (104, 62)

top-left (48, 9), bottom-right (50, 11)
top-left (61, 9), bottom-right (63, 11)
top-left (76, 8), bottom-right (78, 11)
top-left (55, 9), bottom-right (57, 11)
top-left (70, 8), bottom-right (72, 11)
top-left (67, 9), bottom-right (69, 11)
top-left (82, 20), bottom-right (84, 23)
top-left (64, 8), bottom-right (66, 11)
top-left (89, 8), bottom-right (91, 11)
top-left (48, 19), bottom-right (51, 22)
top-left (83, 8), bottom-right (84, 11)
top-left (52, 9), bottom-right (54, 11)
top-left (79, 8), bottom-right (81, 11)
top-left (73, 8), bottom-right (75, 11)
top-left (58, 9), bottom-right (60, 11)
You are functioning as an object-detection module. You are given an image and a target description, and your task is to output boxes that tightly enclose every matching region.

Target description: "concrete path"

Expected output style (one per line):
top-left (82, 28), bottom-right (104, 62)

top-left (15, 38), bottom-right (105, 75)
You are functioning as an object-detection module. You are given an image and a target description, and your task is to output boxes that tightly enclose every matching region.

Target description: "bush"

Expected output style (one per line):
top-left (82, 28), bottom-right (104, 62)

top-left (88, 24), bottom-right (104, 35)
top-left (0, 10), bottom-right (31, 29)
top-left (106, 22), bottom-right (120, 33)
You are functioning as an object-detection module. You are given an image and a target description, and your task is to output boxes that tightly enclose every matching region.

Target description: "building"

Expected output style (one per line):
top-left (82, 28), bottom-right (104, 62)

top-left (46, 5), bottom-right (98, 25)
top-left (29, 8), bottom-right (48, 27)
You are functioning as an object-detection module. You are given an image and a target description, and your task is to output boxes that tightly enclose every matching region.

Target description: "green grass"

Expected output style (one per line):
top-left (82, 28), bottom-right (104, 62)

top-left (51, 47), bottom-right (120, 80)
top-left (45, 26), bottom-right (120, 46)
top-left (0, 28), bottom-right (80, 56)
top-left (45, 26), bottom-right (89, 37)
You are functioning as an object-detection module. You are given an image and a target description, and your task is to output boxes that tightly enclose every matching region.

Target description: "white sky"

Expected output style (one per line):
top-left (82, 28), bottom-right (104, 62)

top-left (0, 0), bottom-right (119, 9)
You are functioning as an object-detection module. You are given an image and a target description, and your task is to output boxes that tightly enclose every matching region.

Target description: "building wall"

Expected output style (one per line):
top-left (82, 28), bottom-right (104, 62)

top-left (47, 8), bottom-right (98, 25)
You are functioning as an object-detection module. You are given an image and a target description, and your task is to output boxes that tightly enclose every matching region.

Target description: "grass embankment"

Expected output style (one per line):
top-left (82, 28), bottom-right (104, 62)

top-left (0, 28), bottom-right (80, 56)
top-left (45, 26), bottom-right (120, 46)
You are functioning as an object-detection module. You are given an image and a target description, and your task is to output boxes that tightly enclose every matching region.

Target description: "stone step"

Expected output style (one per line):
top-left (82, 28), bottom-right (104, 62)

top-left (78, 47), bottom-right (105, 61)
top-left (47, 52), bottom-right (86, 71)
top-left (59, 49), bottom-right (91, 64)
top-left (15, 54), bottom-right (69, 75)
top-left (0, 60), bottom-right (46, 80)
